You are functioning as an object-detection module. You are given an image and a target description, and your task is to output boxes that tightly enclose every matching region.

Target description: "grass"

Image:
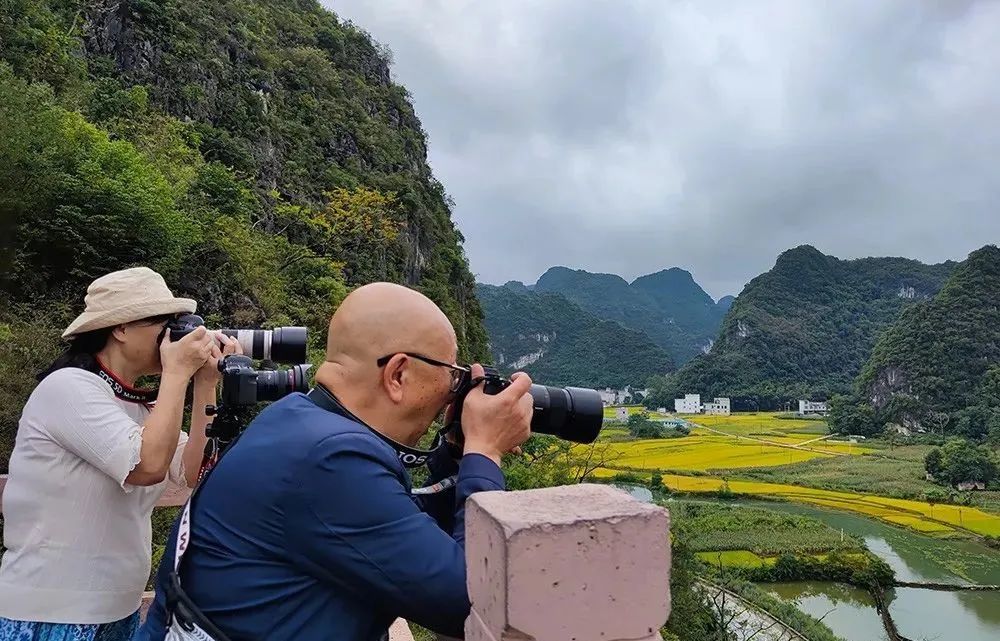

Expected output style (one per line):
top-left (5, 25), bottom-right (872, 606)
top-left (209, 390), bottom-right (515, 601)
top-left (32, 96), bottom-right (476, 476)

top-left (696, 550), bottom-right (771, 568)
top-left (736, 447), bottom-right (1000, 515)
top-left (738, 448), bottom-right (933, 498)
top-left (672, 501), bottom-right (865, 556)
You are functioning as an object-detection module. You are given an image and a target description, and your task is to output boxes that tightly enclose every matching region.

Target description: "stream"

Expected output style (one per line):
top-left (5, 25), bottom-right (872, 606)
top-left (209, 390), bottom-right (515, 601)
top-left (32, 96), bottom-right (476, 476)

top-left (617, 486), bottom-right (1000, 641)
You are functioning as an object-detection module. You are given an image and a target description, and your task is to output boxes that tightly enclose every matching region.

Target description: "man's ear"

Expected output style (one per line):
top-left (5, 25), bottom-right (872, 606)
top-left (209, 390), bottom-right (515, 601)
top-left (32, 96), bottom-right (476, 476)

top-left (382, 354), bottom-right (407, 403)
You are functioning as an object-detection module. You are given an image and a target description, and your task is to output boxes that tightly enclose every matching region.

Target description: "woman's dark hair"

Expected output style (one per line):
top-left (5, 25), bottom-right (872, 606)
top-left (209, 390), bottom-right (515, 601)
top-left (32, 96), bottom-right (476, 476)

top-left (37, 327), bottom-right (116, 382)
top-left (36, 314), bottom-right (177, 382)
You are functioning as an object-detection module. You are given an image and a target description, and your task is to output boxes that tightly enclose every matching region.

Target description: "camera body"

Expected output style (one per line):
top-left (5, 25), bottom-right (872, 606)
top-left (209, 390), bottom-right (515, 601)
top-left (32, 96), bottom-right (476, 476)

top-left (450, 366), bottom-right (604, 444)
top-left (169, 311), bottom-right (312, 460)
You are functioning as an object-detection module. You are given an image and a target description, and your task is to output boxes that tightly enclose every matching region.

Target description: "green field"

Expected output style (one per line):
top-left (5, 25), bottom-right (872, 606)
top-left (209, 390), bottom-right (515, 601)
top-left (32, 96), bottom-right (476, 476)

top-left (738, 447), bottom-right (934, 498)
top-left (671, 501), bottom-right (865, 557)
top-left (737, 446), bottom-right (1000, 515)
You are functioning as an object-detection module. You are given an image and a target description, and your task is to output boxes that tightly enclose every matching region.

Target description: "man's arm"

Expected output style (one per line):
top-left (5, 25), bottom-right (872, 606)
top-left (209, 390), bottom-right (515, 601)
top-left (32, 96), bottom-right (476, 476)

top-left (284, 432), bottom-right (503, 638)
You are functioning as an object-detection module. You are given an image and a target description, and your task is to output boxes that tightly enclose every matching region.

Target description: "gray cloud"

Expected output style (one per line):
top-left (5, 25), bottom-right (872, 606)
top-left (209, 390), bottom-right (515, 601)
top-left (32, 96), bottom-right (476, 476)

top-left (326, 0), bottom-right (1000, 299)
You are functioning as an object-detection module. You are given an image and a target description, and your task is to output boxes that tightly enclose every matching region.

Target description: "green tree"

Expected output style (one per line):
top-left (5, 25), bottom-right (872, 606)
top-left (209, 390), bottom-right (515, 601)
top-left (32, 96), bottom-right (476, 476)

top-left (987, 411), bottom-right (1000, 445)
top-left (922, 489), bottom-right (948, 518)
top-left (939, 438), bottom-right (997, 486)
top-left (924, 448), bottom-right (944, 479)
top-left (829, 395), bottom-right (878, 436)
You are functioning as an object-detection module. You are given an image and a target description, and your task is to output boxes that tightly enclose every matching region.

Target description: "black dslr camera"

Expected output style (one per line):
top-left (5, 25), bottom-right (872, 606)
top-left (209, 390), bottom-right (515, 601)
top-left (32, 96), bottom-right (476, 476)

top-left (448, 366), bottom-right (604, 444)
top-left (166, 314), bottom-right (311, 456)
top-left (206, 354), bottom-right (312, 448)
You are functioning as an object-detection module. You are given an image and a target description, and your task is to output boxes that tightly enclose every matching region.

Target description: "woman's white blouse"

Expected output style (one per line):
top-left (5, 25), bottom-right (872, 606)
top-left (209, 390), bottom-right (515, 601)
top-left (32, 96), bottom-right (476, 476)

top-left (0, 367), bottom-right (187, 624)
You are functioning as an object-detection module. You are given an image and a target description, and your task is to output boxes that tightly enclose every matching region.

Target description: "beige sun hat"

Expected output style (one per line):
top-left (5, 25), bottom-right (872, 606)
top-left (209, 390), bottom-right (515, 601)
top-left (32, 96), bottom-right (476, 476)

top-left (61, 267), bottom-right (197, 339)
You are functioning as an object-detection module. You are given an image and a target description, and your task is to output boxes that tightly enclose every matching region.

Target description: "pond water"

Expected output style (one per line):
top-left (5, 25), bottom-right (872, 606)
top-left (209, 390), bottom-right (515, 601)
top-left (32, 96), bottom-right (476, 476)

top-left (689, 498), bottom-right (1000, 641)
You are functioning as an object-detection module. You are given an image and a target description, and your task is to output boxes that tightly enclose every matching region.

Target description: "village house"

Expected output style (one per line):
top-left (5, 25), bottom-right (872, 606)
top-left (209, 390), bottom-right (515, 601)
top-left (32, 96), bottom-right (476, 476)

top-left (798, 399), bottom-right (829, 416)
top-left (674, 393), bottom-right (701, 414)
top-left (673, 394), bottom-right (731, 415)
top-left (703, 397), bottom-right (731, 415)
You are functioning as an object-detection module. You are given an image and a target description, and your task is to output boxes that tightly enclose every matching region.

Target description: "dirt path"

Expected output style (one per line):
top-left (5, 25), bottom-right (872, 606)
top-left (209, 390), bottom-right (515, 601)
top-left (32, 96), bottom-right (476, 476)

top-left (691, 421), bottom-right (853, 457)
top-left (698, 580), bottom-right (810, 641)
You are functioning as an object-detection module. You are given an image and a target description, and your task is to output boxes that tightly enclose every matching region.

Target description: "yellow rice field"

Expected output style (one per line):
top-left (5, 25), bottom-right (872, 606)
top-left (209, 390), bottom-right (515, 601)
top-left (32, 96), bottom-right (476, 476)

top-left (594, 469), bottom-right (1000, 538)
top-left (599, 411), bottom-right (870, 471)
top-left (605, 436), bottom-right (827, 471)
top-left (593, 411), bottom-right (1000, 538)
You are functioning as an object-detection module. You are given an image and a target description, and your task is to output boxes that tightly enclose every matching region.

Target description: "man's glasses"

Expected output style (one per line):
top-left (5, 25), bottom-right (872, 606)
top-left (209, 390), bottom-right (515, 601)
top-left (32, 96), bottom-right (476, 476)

top-left (376, 352), bottom-right (469, 393)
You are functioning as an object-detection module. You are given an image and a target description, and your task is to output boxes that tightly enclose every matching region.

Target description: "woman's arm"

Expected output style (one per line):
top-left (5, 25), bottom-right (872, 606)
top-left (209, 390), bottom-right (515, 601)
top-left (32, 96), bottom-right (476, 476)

top-left (180, 334), bottom-right (241, 487)
top-left (182, 379), bottom-right (216, 487)
top-left (126, 328), bottom-right (215, 486)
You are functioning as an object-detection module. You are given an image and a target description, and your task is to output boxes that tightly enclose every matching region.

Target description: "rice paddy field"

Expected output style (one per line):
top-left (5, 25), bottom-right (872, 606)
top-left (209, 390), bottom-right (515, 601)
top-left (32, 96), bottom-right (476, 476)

top-left (670, 500), bottom-right (871, 571)
top-left (598, 469), bottom-right (1000, 537)
top-left (599, 411), bottom-right (869, 472)
top-left (595, 411), bottom-right (1000, 539)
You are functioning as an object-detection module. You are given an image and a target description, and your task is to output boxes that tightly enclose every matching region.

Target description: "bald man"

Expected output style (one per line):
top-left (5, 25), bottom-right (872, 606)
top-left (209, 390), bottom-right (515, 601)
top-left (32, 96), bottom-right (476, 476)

top-left (139, 284), bottom-right (533, 641)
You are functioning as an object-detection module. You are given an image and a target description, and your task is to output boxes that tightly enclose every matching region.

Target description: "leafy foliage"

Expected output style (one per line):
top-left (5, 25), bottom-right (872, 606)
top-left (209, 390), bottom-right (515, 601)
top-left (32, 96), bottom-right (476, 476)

top-left (626, 411), bottom-right (689, 439)
top-left (650, 245), bottom-right (954, 409)
top-left (841, 246), bottom-right (1000, 437)
top-left (476, 283), bottom-right (674, 388)
top-left (924, 438), bottom-right (998, 487)
top-left (0, 0), bottom-right (491, 464)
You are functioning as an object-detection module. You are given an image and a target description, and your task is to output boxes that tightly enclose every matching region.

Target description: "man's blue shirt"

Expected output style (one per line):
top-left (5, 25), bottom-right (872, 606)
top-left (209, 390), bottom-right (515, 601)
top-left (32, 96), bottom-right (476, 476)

top-left (138, 392), bottom-right (504, 640)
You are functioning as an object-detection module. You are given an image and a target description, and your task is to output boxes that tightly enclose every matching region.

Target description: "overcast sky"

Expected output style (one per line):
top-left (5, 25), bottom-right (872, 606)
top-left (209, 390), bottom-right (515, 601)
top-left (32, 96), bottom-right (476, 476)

top-left (327, 1), bottom-right (999, 300)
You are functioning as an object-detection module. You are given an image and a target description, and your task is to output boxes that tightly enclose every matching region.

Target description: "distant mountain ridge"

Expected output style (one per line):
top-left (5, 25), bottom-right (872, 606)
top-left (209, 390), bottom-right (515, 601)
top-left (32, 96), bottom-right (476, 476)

top-left (840, 245), bottom-right (1000, 437)
top-left (476, 283), bottom-right (675, 389)
top-left (515, 265), bottom-right (730, 364)
top-left (649, 245), bottom-right (956, 407)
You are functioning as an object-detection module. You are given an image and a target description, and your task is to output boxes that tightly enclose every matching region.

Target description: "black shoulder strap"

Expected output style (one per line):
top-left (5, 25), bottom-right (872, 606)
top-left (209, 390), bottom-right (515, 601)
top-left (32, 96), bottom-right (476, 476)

top-left (306, 384), bottom-right (449, 469)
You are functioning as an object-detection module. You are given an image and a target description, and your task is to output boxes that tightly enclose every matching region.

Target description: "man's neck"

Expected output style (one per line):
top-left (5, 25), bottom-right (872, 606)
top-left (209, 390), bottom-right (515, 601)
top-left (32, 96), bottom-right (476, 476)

top-left (315, 365), bottom-right (418, 446)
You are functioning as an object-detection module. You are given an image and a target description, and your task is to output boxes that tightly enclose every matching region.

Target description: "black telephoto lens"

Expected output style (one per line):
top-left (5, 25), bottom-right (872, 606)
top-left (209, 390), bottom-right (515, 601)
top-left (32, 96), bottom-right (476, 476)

top-left (254, 364), bottom-right (312, 402)
top-left (528, 385), bottom-right (604, 443)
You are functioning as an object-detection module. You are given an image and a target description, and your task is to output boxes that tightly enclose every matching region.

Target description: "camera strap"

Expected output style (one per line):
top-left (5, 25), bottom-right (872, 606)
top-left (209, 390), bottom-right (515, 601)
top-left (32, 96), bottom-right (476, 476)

top-left (163, 432), bottom-right (248, 641)
top-left (306, 384), bottom-right (449, 469)
top-left (306, 384), bottom-right (458, 495)
top-left (93, 357), bottom-right (158, 405)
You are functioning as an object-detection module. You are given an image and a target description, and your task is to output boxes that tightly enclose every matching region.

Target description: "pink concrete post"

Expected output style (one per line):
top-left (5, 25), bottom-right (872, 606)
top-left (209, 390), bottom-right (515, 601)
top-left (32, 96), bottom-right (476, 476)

top-left (463, 483), bottom-right (671, 641)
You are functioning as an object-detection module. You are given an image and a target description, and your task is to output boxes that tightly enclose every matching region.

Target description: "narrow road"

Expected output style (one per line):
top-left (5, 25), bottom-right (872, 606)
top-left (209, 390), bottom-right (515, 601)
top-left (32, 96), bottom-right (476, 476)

top-left (698, 580), bottom-right (810, 641)
top-left (691, 422), bottom-right (853, 457)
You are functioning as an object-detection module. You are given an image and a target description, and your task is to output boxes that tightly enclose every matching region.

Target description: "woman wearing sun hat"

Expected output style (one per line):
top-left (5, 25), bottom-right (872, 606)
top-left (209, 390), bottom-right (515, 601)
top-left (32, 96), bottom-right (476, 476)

top-left (0, 266), bottom-right (240, 641)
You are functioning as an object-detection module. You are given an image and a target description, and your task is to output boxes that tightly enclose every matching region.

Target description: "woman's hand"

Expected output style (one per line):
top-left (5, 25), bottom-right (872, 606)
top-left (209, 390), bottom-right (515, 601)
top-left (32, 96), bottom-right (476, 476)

top-left (159, 326), bottom-right (215, 380)
top-left (193, 333), bottom-right (243, 387)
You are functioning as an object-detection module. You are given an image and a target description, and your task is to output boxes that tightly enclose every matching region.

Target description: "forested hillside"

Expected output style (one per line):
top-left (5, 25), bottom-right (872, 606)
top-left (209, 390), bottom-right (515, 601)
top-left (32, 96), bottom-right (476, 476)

top-left (477, 283), bottom-right (674, 389)
top-left (647, 245), bottom-right (955, 408)
top-left (532, 266), bottom-right (729, 364)
top-left (833, 245), bottom-right (1000, 438)
top-left (0, 0), bottom-right (487, 468)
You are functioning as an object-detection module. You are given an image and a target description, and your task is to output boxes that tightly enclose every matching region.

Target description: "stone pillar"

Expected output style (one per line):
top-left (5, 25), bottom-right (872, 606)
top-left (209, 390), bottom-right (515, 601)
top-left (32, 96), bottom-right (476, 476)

top-left (463, 484), bottom-right (671, 641)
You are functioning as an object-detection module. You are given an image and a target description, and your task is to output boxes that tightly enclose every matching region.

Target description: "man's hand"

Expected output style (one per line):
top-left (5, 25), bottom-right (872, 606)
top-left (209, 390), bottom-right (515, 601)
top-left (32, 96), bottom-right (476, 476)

top-left (460, 364), bottom-right (533, 466)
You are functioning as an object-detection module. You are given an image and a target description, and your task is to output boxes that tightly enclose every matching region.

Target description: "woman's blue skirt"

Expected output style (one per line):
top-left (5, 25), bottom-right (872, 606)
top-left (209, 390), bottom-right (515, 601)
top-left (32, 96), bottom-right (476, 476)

top-left (0, 611), bottom-right (138, 641)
